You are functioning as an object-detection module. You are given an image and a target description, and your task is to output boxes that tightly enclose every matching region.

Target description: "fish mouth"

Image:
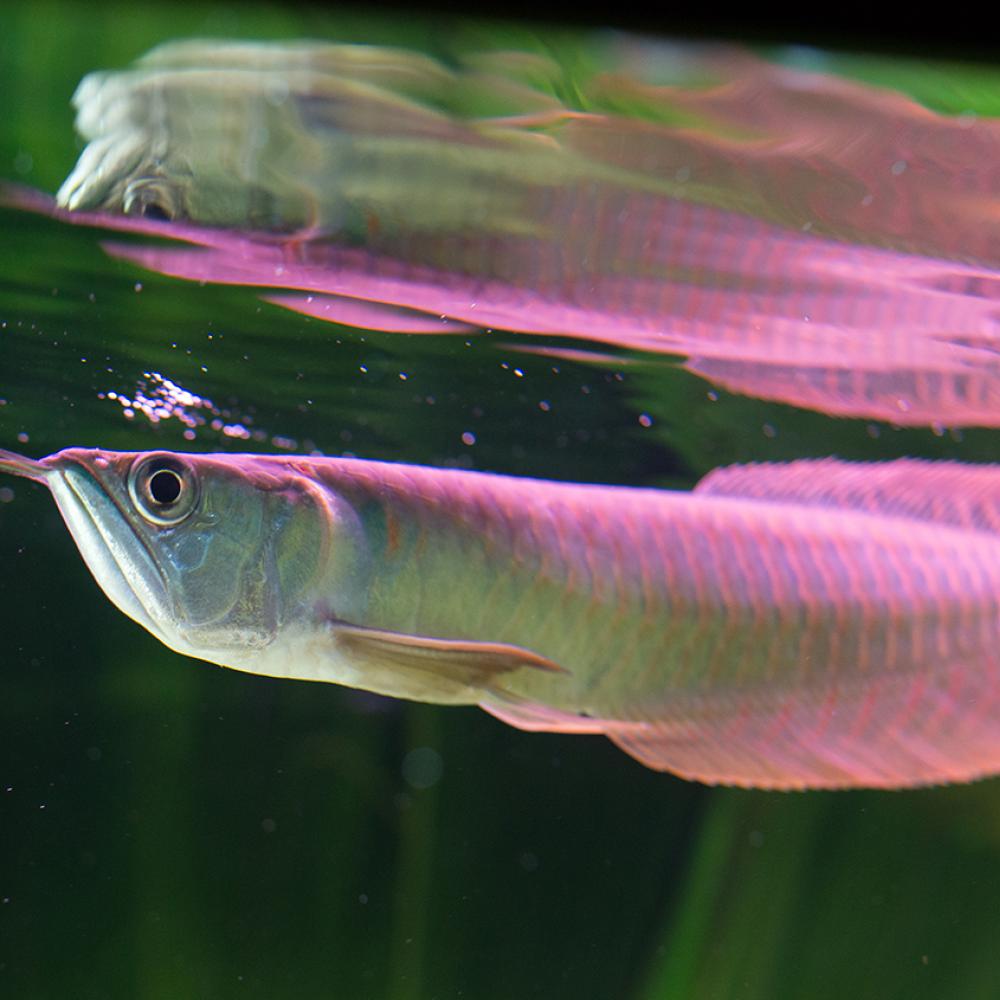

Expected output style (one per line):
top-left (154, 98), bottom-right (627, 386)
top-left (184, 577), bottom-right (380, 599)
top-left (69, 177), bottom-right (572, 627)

top-left (48, 459), bottom-right (174, 645)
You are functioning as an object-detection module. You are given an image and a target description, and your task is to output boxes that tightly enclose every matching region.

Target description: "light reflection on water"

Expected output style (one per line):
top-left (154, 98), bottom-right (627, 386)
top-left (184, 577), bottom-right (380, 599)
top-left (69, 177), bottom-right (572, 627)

top-left (99, 370), bottom-right (301, 448)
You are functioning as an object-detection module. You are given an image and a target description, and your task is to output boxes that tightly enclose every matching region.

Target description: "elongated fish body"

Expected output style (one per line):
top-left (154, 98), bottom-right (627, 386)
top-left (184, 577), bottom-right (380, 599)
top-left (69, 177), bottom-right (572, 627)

top-left (35, 40), bottom-right (1000, 431)
top-left (4, 446), bottom-right (1000, 790)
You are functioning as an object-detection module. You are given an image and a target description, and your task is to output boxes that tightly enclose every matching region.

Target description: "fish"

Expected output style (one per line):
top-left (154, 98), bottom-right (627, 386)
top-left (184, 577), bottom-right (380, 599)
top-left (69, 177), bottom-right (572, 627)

top-left (55, 38), bottom-right (1000, 265)
top-left (27, 37), bottom-right (1000, 429)
top-left (5, 445), bottom-right (1000, 791)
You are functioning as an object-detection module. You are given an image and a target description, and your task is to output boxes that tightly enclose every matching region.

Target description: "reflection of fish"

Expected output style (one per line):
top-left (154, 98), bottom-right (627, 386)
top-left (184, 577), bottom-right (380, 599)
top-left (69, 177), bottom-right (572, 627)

top-left (56, 38), bottom-right (1000, 263)
top-left (14, 181), bottom-right (1000, 427)
top-left (35, 38), bottom-right (1000, 429)
top-left (6, 445), bottom-right (1000, 790)
top-left (55, 39), bottom-right (600, 237)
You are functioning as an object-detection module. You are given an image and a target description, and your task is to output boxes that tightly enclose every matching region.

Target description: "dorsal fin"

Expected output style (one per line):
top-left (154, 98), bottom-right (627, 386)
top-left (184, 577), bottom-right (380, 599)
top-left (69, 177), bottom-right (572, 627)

top-left (695, 458), bottom-right (1000, 535)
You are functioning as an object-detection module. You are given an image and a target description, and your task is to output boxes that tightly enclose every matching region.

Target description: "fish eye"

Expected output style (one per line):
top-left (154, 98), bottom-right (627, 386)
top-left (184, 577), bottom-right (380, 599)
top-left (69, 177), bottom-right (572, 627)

top-left (123, 179), bottom-right (177, 221)
top-left (140, 201), bottom-right (171, 221)
top-left (128, 454), bottom-right (199, 526)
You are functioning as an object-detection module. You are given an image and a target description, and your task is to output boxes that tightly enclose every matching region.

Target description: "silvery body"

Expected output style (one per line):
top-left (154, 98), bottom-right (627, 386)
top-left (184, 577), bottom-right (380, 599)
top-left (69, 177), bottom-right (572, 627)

top-left (5, 446), bottom-right (1000, 791)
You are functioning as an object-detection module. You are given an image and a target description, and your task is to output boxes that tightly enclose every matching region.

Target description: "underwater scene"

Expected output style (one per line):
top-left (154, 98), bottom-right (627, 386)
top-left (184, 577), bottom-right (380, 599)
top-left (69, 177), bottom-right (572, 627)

top-left (4, 4), bottom-right (1000, 998)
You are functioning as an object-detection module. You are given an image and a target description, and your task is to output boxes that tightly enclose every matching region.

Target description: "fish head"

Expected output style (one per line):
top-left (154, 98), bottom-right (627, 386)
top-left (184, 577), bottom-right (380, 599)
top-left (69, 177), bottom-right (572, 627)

top-left (0, 447), bottom-right (360, 662)
top-left (54, 121), bottom-right (191, 222)
top-left (56, 128), bottom-right (312, 230)
top-left (55, 66), bottom-right (322, 230)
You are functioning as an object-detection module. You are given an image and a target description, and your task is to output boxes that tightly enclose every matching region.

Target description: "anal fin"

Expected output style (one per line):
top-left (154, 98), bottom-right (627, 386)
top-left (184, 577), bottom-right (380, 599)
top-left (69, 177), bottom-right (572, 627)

top-left (480, 690), bottom-right (608, 734)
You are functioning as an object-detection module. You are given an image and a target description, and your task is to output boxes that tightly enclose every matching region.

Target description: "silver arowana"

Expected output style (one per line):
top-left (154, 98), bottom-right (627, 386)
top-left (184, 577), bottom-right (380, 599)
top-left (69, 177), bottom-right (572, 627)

top-left (5, 446), bottom-right (1000, 791)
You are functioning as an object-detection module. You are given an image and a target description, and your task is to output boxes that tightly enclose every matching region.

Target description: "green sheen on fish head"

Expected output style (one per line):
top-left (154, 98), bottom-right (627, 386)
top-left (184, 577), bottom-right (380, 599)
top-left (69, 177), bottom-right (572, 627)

top-left (55, 133), bottom-right (192, 222)
top-left (59, 142), bottom-right (320, 230)
top-left (4, 448), bottom-right (370, 662)
top-left (57, 67), bottom-right (330, 229)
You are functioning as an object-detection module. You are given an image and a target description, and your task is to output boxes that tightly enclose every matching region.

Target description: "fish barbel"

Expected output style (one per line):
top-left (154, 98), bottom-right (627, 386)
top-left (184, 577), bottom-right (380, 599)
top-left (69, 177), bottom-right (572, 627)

top-left (5, 446), bottom-right (1000, 790)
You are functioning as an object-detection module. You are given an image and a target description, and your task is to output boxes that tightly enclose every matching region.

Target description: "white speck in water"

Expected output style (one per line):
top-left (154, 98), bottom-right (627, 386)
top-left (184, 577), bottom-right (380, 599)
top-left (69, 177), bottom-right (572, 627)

top-left (461, 431), bottom-right (476, 446)
top-left (134, 282), bottom-right (143, 293)
top-left (891, 159), bottom-right (907, 176)
top-left (0, 487), bottom-right (14, 504)
top-left (538, 400), bottom-right (551, 412)
top-left (638, 413), bottom-right (653, 428)
top-left (762, 423), bottom-right (777, 438)
top-left (16, 432), bottom-right (28, 444)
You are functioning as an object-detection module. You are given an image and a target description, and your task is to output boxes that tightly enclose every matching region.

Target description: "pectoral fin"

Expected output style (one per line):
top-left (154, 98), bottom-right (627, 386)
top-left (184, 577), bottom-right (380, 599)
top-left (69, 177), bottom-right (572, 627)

top-left (331, 623), bottom-right (566, 704)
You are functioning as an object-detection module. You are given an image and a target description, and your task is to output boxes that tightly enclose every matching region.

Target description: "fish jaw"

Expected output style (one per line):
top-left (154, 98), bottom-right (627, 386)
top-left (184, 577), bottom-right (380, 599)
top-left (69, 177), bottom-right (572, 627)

top-left (47, 456), bottom-right (262, 669)
top-left (45, 456), bottom-right (186, 649)
top-left (2, 445), bottom-right (177, 647)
